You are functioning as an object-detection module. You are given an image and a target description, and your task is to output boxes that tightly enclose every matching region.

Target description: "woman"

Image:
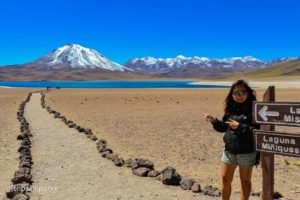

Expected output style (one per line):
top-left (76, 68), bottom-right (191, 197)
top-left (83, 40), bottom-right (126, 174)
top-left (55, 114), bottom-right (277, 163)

top-left (203, 80), bottom-right (259, 200)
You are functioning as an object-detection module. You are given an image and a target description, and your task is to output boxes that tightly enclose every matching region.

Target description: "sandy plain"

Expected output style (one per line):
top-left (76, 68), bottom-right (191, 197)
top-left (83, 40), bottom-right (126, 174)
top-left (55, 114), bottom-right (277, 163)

top-left (44, 86), bottom-right (300, 199)
top-left (1, 82), bottom-right (299, 199)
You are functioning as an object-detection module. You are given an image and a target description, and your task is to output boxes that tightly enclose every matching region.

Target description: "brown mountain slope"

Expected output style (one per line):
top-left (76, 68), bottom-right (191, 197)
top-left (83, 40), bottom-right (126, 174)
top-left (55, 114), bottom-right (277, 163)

top-left (222, 58), bottom-right (300, 80)
top-left (0, 65), bottom-right (153, 81)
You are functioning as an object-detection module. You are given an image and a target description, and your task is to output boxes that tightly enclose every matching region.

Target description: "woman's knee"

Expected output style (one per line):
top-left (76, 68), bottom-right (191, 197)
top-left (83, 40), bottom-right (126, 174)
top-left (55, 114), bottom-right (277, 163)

top-left (222, 175), bottom-right (233, 185)
top-left (240, 179), bottom-right (252, 187)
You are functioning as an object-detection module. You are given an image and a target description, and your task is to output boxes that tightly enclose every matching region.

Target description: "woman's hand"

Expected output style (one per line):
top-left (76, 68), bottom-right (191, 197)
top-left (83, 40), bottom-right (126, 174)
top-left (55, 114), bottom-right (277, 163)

top-left (203, 113), bottom-right (215, 123)
top-left (225, 119), bottom-right (239, 129)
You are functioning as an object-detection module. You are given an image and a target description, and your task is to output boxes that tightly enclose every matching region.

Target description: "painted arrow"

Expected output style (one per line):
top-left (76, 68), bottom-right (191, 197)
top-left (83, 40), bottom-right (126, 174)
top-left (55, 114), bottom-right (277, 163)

top-left (258, 106), bottom-right (280, 121)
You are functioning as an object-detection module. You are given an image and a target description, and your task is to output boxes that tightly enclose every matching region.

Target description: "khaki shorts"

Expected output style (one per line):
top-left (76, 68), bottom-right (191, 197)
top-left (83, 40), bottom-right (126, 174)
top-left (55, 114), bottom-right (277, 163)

top-left (221, 150), bottom-right (257, 167)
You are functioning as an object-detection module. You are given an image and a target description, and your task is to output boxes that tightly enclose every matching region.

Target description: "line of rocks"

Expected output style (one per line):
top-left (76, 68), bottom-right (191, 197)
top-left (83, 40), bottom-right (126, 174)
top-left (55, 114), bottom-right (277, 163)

top-left (41, 93), bottom-right (98, 142)
top-left (6, 93), bottom-right (33, 200)
top-left (40, 91), bottom-right (222, 198)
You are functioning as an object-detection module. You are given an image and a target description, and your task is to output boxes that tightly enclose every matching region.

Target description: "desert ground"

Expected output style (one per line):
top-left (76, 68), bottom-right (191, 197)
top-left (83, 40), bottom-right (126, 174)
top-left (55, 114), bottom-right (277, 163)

top-left (0, 84), bottom-right (299, 199)
top-left (45, 87), bottom-right (300, 199)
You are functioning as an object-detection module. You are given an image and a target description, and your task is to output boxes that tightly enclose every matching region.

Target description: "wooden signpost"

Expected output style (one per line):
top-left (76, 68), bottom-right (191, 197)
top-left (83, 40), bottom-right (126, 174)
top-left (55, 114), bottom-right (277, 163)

top-left (253, 86), bottom-right (300, 200)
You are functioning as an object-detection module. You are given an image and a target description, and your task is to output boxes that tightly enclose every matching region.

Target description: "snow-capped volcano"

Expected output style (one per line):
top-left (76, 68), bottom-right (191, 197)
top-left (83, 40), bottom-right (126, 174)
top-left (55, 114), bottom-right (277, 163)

top-left (124, 55), bottom-right (294, 71)
top-left (32, 44), bottom-right (130, 71)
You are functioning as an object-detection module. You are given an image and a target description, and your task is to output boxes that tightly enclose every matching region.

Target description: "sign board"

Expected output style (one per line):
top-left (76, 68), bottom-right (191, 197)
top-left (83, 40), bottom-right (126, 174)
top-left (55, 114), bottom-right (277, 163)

top-left (253, 102), bottom-right (300, 126)
top-left (254, 130), bottom-right (300, 157)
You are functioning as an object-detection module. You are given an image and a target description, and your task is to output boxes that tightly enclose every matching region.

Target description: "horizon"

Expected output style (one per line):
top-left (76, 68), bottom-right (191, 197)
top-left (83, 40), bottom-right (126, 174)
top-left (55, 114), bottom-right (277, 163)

top-left (1, 0), bottom-right (300, 66)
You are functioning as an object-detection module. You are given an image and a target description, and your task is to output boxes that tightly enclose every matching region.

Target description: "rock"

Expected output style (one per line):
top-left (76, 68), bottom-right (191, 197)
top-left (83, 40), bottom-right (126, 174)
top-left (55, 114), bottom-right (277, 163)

top-left (14, 168), bottom-right (31, 176)
top-left (131, 158), bottom-right (154, 170)
top-left (68, 123), bottom-right (75, 128)
top-left (90, 135), bottom-right (98, 141)
top-left (53, 113), bottom-right (60, 118)
top-left (124, 158), bottom-right (134, 167)
top-left (12, 193), bottom-right (30, 200)
top-left (106, 153), bottom-right (118, 161)
top-left (203, 185), bottom-right (221, 197)
top-left (6, 183), bottom-right (30, 198)
top-left (96, 139), bottom-right (107, 147)
top-left (101, 151), bottom-right (112, 158)
top-left (191, 183), bottom-right (201, 193)
top-left (18, 145), bottom-right (30, 152)
top-left (148, 170), bottom-right (160, 177)
top-left (84, 128), bottom-right (92, 134)
top-left (21, 139), bottom-right (31, 146)
top-left (161, 166), bottom-right (181, 186)
top-left (98, 146), bottom-right (112, 153)
top-left (78, 127), bottom-right (85, 132)
top-left (132, 167), bottom-right (150, 177)
top-left (19, 161), bottom-right (32, 169)
top-left (11, 174), bottom-right (32, 184)
top-left (273, 191), bottom-right (283, 199)
top-left (251, 192), bottom-right (260, 197)
top-left (114, 158), bottom-right (125, 167)
top-left (155, 174), bottom-right (162, 181)
top-left (180, 179), bottom-right (195, 190)
top-left (17, 133), bottom-right (28, 140)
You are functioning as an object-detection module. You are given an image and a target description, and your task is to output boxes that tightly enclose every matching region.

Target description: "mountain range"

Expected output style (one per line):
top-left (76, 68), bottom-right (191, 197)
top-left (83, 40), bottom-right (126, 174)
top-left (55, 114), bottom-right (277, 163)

top-left (0, 44), bottom-right (299, 81)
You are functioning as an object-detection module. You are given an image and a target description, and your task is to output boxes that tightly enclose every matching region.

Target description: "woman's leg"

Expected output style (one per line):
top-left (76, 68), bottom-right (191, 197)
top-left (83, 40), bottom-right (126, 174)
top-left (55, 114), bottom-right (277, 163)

top-left (221, 162), bottom-right (237, 200)
top-left (239, 166), bottom-right (253, 200)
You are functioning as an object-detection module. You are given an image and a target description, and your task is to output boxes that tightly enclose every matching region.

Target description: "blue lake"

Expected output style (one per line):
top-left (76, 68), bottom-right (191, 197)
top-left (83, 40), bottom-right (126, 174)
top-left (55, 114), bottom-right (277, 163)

top-left (0, 81), bottom-right (229, 89)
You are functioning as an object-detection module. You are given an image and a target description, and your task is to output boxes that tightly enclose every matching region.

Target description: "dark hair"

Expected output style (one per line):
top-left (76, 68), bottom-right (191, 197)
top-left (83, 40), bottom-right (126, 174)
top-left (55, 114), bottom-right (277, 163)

top-left (224, 80), bottom-right (257, 115)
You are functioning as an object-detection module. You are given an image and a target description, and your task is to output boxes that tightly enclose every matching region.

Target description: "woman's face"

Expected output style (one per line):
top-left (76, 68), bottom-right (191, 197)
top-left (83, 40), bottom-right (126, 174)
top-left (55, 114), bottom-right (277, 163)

top-left (232, 85), bottom-right (248, 103)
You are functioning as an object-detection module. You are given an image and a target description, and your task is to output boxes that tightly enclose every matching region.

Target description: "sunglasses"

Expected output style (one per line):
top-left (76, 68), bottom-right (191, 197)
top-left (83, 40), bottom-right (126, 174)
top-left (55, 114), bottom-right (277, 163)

top-left (232, 90), bottom-right (247, 96)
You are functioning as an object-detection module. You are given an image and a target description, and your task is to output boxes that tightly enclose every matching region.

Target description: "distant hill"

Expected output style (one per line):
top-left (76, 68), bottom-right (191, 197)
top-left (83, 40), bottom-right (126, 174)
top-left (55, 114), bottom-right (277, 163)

top-left (0, 44), bottom-right (148, 81)
top-left (0, 66), bottom-right (151, 81)
top-left (221, 58), bottom-right (300, 80)
top-left (0, 43), bottom-right (298, 81)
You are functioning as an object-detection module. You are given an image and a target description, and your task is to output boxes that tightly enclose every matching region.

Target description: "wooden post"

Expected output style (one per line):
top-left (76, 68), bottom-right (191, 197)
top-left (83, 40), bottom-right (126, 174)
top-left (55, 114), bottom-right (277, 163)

top-left (260, 86), bottom-right (275, 200)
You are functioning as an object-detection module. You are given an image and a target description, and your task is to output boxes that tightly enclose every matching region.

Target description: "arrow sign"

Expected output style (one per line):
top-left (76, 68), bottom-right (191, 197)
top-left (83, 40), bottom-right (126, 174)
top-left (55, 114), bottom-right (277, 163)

top-left (258, 106), bottom-right (280, 121)
top-left (253, 102), bottom-right (300, 126)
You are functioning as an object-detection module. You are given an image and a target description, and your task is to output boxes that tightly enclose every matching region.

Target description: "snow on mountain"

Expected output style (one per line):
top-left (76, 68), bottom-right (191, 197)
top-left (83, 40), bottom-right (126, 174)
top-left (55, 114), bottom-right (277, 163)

top-left (32, 44), bottom-right (131, 72)
top-left (124, 55), bottom-right (294, 71)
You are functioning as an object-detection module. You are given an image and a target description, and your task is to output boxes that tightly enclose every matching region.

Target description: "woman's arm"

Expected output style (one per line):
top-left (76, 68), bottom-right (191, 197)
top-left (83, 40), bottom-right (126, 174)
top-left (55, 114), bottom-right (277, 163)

top-left (211, 115), bottom-right (228, 133)
top-left (237, 122), bottom-right (260, 134)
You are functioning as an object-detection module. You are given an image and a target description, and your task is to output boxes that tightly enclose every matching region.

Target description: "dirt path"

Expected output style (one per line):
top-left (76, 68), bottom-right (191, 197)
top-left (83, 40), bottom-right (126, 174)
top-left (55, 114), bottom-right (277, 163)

top-left (25, 93), bottom-right (226, 200)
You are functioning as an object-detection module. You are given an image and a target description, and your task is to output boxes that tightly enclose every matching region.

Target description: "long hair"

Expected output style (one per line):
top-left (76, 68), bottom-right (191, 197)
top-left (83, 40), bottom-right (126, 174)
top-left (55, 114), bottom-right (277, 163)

top-left (224, 80), bottom-right (257, 115)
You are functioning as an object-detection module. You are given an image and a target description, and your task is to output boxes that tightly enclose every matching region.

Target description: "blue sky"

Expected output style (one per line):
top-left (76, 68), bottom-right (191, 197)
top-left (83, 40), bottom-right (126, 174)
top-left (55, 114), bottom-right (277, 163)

top-left (0, 0), bottom-right (300, 65)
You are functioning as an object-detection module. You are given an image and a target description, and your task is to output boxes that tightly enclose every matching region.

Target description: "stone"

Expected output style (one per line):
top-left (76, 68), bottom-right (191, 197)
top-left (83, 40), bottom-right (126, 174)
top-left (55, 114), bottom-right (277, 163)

top-left (114, 158), bottom-right (125, 167)
top-left (124, 158), bottom-right (134, 167)
top-left (132, 167), bottom-right (150, 177)
top-left (131, 158), bottom-right (154, 170)
top-left (180, 179), bottom-right (195, 190)
top-left (21, 139), bottom-right (31, 146)
top-left (19, 161), bottom-right (32, 169)
top-left (203, 185), bottom-right (221, 197)
top-left (147, 170), bottom-right (161, 177)
top-left (96, 139), bottom-right (107, 147)
top-left (78, 127), bottom-right (85, 132)
top-left (273, 191), bottom-right (283, 199)
top-left (161, 166), bottom-right (181, 186)
top-left (191, 183), bottom-right (201, 193)
top-left (17, 133), bottom-right (28, 140)
top-left (89, 135), bottom-right (97, 141)
top-left (98, 146), bottom-right (112, 153)
top-left (12, 194), bottom-right (30, 200)
top-left (6, 183), bottom-right (29, 199)
top-left (101, 151), bottom-right (112, 158)
top-left (11, 174), bottom-right (32, 184)
top-left (68, 123), bottom-right (75, 128)
top-left (18, 145), bottom-right (30, 152)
